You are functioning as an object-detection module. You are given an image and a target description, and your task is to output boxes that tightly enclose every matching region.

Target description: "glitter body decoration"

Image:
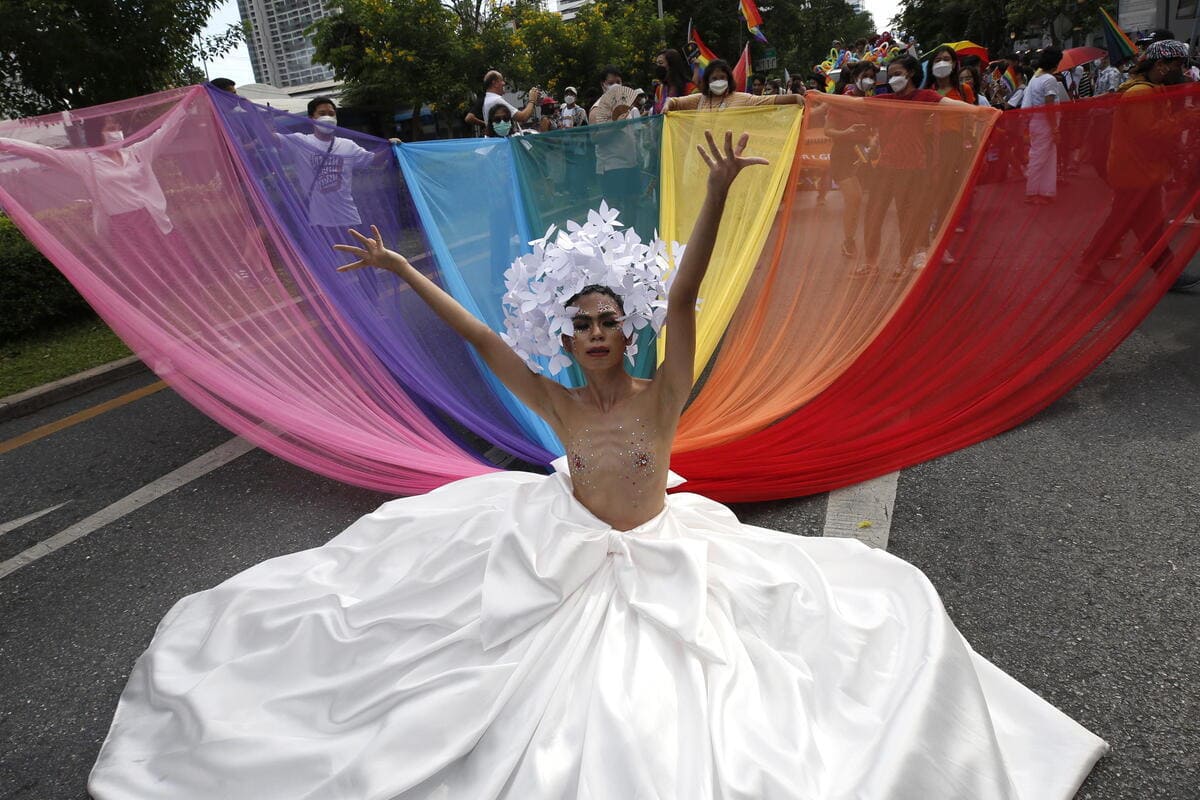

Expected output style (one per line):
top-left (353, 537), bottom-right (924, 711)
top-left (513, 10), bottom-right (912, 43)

top-left (566, 418), bottom-right (659, 509)
top-left (500, 202), bottom-right (685, 376)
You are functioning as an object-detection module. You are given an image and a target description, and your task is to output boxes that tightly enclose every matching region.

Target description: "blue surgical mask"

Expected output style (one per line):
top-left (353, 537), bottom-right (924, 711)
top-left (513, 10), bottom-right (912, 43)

top-left (492, 120), bottom-right (512, 136)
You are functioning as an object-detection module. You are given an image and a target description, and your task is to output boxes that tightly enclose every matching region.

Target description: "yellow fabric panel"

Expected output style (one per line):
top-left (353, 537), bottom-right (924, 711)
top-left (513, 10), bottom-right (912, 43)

top-left (658, 105), bottom-right (803, 377)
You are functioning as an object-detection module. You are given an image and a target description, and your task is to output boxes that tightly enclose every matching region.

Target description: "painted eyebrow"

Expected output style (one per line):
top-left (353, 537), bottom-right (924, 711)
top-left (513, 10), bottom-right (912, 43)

top-left (572, 311), bottom-right (621, 320)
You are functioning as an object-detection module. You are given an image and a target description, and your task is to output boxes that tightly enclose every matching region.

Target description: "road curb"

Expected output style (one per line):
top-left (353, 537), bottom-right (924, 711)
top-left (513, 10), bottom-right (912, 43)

top-left (0, 356), bottom-right (150, 422)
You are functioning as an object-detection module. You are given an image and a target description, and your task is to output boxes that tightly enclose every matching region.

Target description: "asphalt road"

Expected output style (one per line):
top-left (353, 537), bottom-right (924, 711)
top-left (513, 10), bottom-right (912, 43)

top-left (1, 290), bottom-right (1197, 799)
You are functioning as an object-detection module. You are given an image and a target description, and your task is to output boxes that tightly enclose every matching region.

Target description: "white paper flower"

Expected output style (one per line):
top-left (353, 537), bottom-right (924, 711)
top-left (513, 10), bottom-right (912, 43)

top-left (500, 204), bottom-right (687, 376)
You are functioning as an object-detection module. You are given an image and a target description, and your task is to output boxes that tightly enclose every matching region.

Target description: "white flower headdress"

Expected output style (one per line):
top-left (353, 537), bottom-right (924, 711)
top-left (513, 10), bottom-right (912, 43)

top-left (500, 202), bottom-right (685, 375)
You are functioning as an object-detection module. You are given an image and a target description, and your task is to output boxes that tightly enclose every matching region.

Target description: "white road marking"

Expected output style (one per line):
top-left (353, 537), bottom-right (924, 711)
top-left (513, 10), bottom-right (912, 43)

top-left (0, 502), bottom-right (71, 537)
top-left (0, 437), bottom-right (255, 580)
top-left (822, 472), bottom-right (900, 549)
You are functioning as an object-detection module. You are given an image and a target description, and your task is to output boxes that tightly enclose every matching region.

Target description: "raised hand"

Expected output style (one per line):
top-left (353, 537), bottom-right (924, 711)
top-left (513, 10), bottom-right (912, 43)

top-left (332, 225), bottom-right (409, 274)
top-left (695, 130), bottom-right (770, 193)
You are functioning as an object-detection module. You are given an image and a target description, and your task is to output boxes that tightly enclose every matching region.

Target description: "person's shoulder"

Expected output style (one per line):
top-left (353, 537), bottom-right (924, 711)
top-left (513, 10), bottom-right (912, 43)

top-left (912, 89), bottom-right (944, 102)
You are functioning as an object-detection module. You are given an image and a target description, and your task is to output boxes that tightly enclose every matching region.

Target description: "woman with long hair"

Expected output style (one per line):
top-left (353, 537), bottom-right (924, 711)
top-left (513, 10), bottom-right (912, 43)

top-left (652, 48), bottom-right (695, 113)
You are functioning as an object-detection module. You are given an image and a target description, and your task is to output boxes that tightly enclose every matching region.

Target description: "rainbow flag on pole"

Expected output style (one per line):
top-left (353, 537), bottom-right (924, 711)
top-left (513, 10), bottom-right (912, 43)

top-left (738, 0), bottom-right (769, 44)
top-left (687, 21), bottom-right (720, 68)
top-left (1001, 63), bottom-right (1021, 93)
top-left (1099, 7), bottom-right (1138, 65)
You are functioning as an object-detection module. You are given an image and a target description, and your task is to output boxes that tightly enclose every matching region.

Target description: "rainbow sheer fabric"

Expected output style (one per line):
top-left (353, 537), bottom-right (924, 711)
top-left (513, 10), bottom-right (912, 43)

top-left (2, 84), bottom-right (1198, 500)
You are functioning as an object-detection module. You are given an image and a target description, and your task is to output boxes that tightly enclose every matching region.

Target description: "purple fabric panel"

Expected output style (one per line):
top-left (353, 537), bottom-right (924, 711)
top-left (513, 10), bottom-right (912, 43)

top-left (206, 87), bottom-right (553, 464)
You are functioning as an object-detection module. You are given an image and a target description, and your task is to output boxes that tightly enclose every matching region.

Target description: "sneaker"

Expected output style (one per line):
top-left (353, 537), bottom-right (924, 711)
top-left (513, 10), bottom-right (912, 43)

top-left (841, 239), bottom-right (857, 257)
top-left (852, 262), bottom-right (877, 278)
top-left (910, 250), bottom-right (928, 270)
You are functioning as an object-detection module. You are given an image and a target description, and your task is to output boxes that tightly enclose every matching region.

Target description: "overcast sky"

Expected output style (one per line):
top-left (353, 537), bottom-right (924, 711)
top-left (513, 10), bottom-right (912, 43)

top-left (194, 0), bottom-right (904, 89)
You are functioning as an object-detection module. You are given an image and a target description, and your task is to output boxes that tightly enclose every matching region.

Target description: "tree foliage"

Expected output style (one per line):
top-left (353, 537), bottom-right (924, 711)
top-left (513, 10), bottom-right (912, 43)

top-left (312, 0), bottom-right (672, 128)
top-left (894, 0), bottom-right (1110, 57)
top-left (0, 0), bottom-right (246, 118)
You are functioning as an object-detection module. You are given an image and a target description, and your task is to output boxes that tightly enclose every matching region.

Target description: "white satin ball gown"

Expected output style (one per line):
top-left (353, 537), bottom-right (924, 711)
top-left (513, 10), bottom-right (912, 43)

top-left (89, 460), bottom-right (1107, 799)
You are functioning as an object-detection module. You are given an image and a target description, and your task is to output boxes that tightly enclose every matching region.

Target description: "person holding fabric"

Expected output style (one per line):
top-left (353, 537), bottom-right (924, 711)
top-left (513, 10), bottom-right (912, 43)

top-left (0, 106), bottom-right (189, 238)
top-left (1078, 40), bottom-right (1199, 290)
top-left (652, 48), bottom-right (695, 113)
top-left (665, 60), bottom-right (802, 111)
top-left (1021, 47), bottom-right (1063, 205)
top-left (826, 62), bottom-right (876, 257)
top-left (275, 97), bottom-right (398, 236)
top-left (860, 54), bottom-right (966, 277)
top-left (922, 45), bottom-right (976, 249)
top-left (89, 129), bottom-right (1108, 800)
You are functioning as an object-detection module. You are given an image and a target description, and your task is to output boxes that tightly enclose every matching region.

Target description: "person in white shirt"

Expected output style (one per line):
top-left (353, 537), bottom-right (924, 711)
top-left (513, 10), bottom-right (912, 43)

top-left (558, 87), bottom-right (588, 129)
top-left (474, 71), bottom-right (539, 130)
top-left (1021, 47), bottom-right (1063, 204)
top-left (0, 104), bottom-right (189, 236)
top-left (1094, 56), bottom-right (1123, 94)
top-left (275, 97), bottom-right (398, 234)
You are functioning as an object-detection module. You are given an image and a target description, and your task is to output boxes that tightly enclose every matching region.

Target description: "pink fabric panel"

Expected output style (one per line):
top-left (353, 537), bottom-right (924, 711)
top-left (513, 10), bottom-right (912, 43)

top-left (0, 87), bottom-right (493, 492)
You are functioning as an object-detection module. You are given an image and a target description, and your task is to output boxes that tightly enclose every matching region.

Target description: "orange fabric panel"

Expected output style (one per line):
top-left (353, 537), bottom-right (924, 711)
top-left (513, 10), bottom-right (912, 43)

top-left (675, 92), bottom-right (1000, 452)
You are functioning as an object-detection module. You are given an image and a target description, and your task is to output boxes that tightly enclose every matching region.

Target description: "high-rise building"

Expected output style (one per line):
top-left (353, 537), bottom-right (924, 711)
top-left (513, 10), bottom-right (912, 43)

top-left (557, 0), bottom-right (591, 21)
top-left (238, 0), bottom-right (336, 88)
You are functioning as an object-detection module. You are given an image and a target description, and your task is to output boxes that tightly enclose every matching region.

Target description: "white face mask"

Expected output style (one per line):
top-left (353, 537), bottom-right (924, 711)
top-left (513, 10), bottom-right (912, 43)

top-left (708, 79), bottom-right (729, 96)
top-left (605, 82), bottom-right (620, 93)
top-left (888, 75), bottom-right (909, 92)
top-left (932, 61), bottom-right (953, 78)
top-left (313, 116), bottom-right (337, 132)
top-left (857, 77), bottom-right (875, 92)
top-left (102, 130), bottom-right (124, 144)
top-left (565, 94), bottom-right (576, 105)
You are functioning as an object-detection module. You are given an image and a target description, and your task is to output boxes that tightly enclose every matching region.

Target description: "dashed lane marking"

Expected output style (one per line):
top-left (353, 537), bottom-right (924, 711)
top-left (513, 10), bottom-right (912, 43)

top-left (821, 472), bottom-right (900, 549)
top-left (0, 437), bottom-right (255, 579)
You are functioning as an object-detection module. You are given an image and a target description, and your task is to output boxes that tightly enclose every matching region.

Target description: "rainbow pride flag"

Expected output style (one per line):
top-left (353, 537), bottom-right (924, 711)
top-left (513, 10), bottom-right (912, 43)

top-left (1001, 63), bottom-right (1020, 93)
top-left (687, 21), bottom-right (719, 68)
top-left (1099, 7), bottom-right (1138, 65)
top-left (738, 0), bottom-right (769, 44)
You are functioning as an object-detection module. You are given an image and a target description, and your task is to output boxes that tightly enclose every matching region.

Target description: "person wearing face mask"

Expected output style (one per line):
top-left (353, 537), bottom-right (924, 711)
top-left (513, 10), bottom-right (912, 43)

top-left (275, 97), bottom-right (400, 235)
top-left (1020, 47), bottom-right (1063, 205)
top-left (0, 107), bottom-right (189, 237)
top-left (1078, 40), bottom-right (1200, 290)
top-left (559, 87), bottom-right (588, 129)
top-left (860, 54), bottom-right (967, 276)
top-left (589, 66), bottom-right (634, 124)
top-left (921, 45), bottom-right (976, 253)
top-left (486, 105), bottom-right (516, 138)
top-left (826, 62), bottom-right (876, 257)
top-left (665, 60), bottom-right (802, 111)
top-left (652, 49), bottom-right (695, 113)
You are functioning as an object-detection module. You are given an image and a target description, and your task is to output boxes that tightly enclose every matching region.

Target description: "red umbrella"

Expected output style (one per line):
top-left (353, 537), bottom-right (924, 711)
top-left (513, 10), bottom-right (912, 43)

top-left (1057, 46), bottom-right (1107, 72)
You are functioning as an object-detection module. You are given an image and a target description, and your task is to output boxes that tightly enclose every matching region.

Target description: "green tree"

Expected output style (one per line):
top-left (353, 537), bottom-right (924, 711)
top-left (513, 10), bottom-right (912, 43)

top-left (895, 0), bottom-right (1108, 57)
top-left (311, 0), bottom-right (672, 135)
top-left (0, 0), bottom-right (245, 117)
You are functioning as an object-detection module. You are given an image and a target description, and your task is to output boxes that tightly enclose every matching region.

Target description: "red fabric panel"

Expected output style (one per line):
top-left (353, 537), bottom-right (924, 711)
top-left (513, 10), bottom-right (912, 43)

top-left (676, 83), bottom-right (1200, 502)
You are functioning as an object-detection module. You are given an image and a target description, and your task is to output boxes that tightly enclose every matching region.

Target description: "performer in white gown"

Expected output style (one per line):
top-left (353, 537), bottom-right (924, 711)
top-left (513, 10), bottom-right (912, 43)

top-left (89, 131), bottom-right (1107, 799)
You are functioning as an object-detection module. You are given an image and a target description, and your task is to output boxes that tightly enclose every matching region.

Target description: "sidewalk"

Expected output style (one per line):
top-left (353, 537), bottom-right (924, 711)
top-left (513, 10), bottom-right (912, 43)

top-left (0, 356), bottom-right (148, 422)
